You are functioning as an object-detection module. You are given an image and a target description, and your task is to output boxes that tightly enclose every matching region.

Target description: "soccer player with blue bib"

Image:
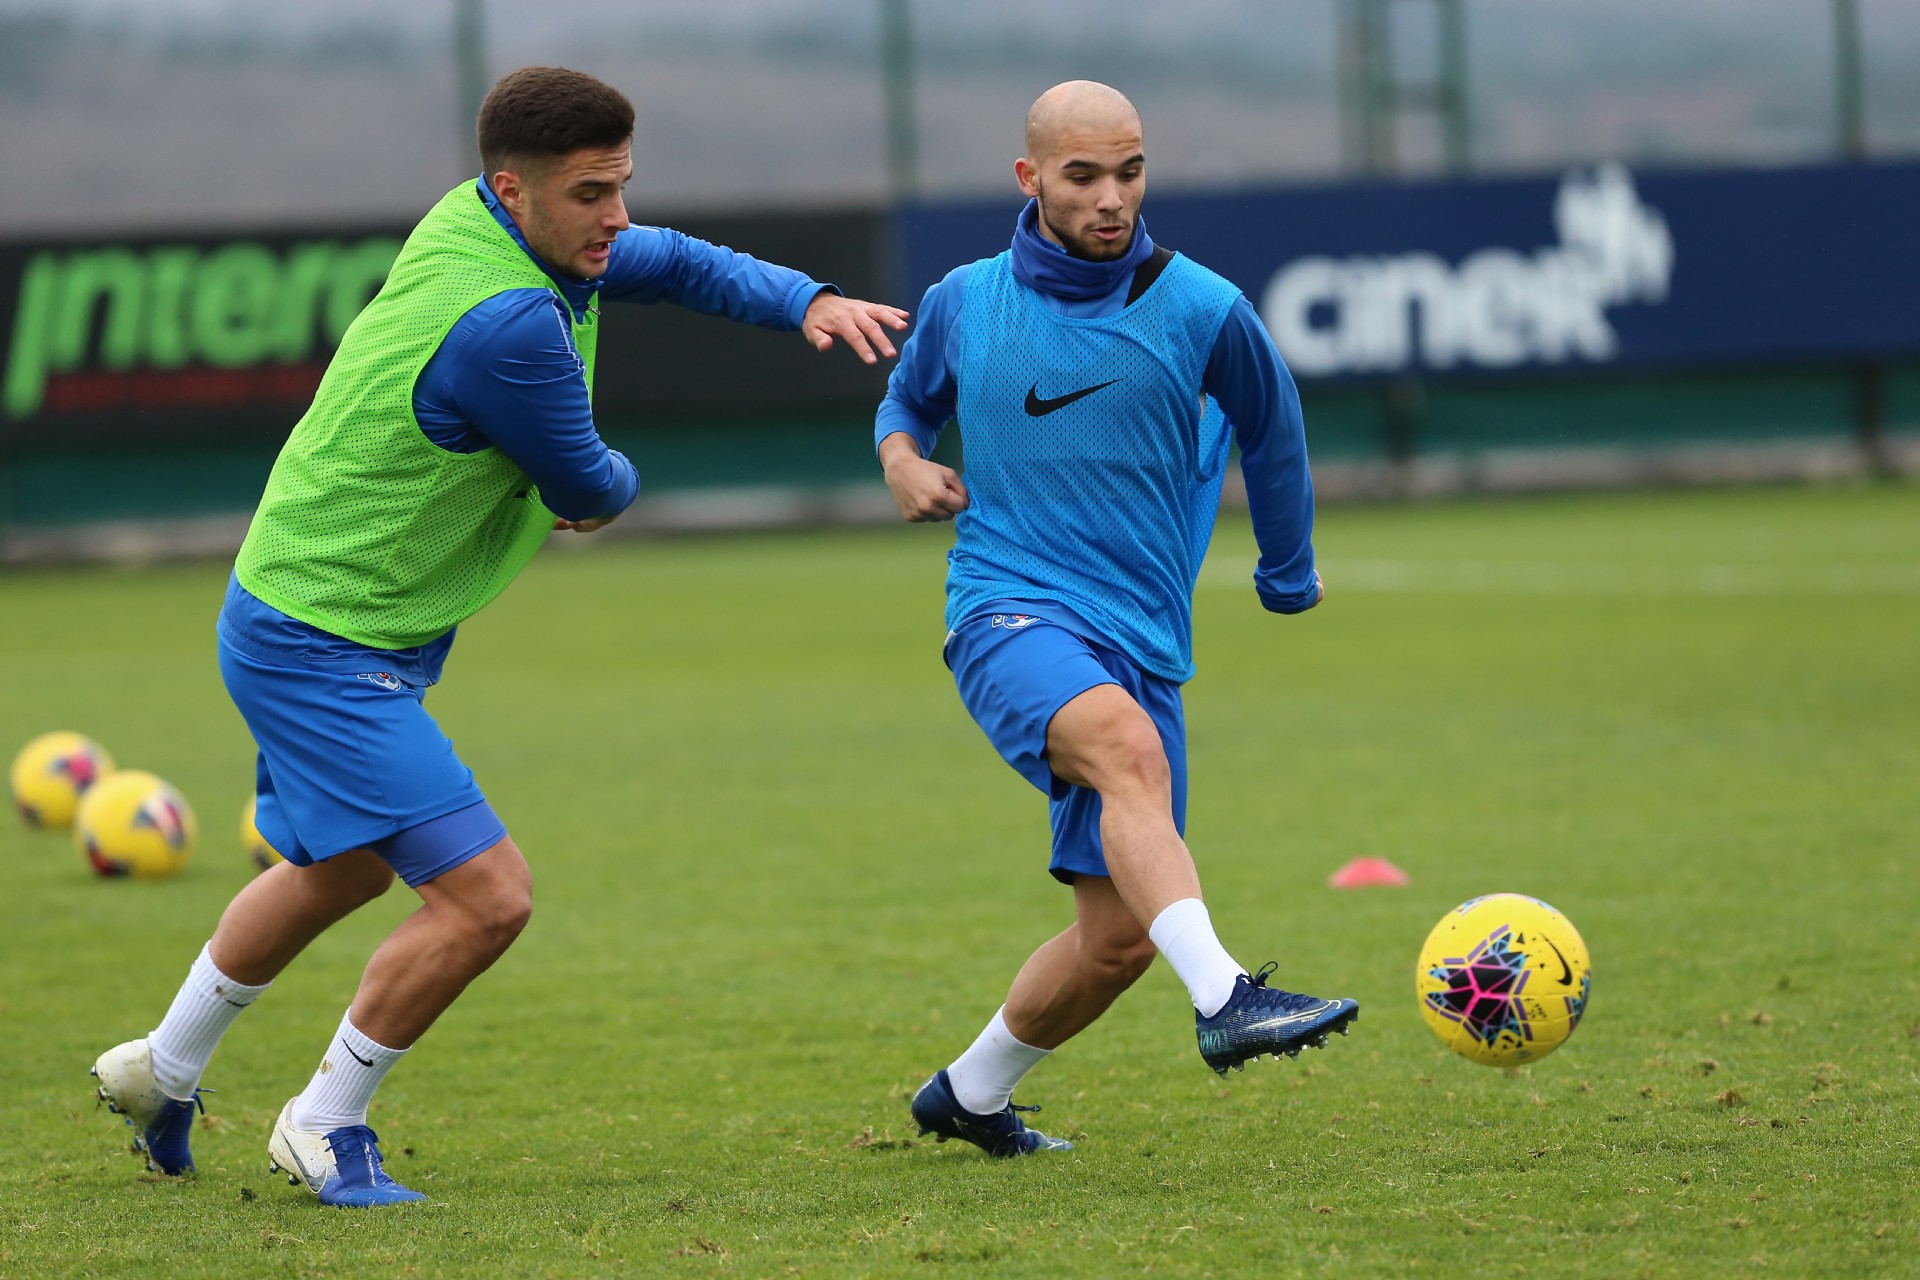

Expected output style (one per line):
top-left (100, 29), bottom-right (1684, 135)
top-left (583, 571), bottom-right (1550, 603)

top-left (878, 82), bottom-right (1358, 1157)
top-left (90, 66), bottom-right (907, 1204)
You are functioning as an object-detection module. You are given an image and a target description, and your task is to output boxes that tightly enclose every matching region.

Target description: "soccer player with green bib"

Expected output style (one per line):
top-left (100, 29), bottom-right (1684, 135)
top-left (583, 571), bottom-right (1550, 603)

top-left (90, 66), bottom-right (907, 1206)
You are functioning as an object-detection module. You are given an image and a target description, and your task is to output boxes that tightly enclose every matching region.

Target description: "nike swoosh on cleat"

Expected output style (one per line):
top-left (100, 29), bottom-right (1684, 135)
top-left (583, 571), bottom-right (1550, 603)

top-left (1024, 380), bottom-right (1118, 417)
top-left (1241, 1001), bottom-right (1339, 1031)
top-left (279, 1141), bottom-right (320, 1190)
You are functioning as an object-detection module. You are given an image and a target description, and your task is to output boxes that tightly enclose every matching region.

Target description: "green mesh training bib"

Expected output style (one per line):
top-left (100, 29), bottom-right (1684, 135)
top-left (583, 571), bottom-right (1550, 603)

top-left (235, 182), bottom-right (598, 649)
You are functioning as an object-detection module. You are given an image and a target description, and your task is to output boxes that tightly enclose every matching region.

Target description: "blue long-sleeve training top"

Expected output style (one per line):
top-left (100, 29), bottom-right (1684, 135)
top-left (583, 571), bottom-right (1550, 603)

top-left (875, 206), bottom-right (1318, 630)
top-left (414, 176), bottom-right (834, 522)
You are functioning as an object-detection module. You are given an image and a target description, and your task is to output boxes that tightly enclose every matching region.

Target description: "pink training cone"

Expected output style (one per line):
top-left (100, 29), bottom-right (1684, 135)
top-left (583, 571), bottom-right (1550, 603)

top-left (1328, 857), bottom-right (1411, 888)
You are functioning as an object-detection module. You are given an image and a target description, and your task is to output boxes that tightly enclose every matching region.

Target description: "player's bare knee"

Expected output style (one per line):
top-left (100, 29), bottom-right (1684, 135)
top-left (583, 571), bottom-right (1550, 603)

top-left (354, 863), bottom-right (398, 906)
top-left (471, 884), bottom-right (532, 953)
top-left (1096, 726), bottom-right (1171, 800)
top-left (1083, 932), bottom-right (1156, 992)
top-left (321, 851), bottom-right (396, 909)
top-left (1122, 937), bottom-right (1159, 986)
top-left (1087, 944), bottom-right (1154, 993)
top-left (453, 838), bottom-right (532, 948)
top-left (502, 887), bottom-right (533, 940)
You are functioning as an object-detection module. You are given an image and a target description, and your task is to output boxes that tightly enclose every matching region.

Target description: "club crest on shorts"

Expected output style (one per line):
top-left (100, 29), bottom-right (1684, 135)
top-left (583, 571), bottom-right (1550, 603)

top-left (991, 614), bottom-right (1040, 630)
top-left (356, 672), bottom-right (404, 691)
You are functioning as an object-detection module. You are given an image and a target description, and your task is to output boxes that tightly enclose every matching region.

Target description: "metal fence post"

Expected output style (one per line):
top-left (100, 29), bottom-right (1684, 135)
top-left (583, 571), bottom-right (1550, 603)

top-left (880, 0), bottom-right (919, 203)
top-left (454, 0), bottom-right (489, 178)
top-left (1834, 0), bottom-right (1866, 162)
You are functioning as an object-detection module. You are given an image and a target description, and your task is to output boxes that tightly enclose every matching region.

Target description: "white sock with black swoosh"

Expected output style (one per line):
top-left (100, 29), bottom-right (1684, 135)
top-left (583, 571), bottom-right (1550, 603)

top-left (289, 1010), bottom-right (406, 1133)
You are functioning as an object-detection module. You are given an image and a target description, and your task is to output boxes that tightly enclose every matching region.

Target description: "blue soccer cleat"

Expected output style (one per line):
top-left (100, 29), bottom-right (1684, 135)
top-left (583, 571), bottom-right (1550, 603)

top-left (268, 1101), bottom-right (426, 1207)
top-left (91, 1038), bottom-right (204, 1176)
top-left (909, 1069), bottom-right (1074, 1158)
top-left (1196, 962), bottom-right (1360, 1075)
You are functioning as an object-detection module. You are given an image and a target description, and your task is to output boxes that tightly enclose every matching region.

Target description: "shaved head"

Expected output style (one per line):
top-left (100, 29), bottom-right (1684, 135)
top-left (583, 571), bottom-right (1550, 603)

top-left (1024, 81), bottom-right (1142, 163)
top-left (1015, 81), bottom-right (1147, 262)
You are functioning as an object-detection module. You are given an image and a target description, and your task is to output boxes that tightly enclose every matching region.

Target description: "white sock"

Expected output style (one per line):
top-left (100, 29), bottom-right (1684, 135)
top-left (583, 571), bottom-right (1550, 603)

top-left (289, 1011), bottom-right (407, 1133)
top-left (147, 942), bottom-right (271, 1100)
top-left (946, 1007), bottom-right (1051, 1115)
top-left (1149, 898), bottom-right (1245, 1018)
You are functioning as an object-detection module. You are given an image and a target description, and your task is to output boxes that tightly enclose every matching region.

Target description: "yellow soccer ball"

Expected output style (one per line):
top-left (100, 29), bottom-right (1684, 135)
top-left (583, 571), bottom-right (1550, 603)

top-left (74, 770), bottom-right (197, 879)
top-left (11, 731), bottom-right (116, 830)
top-left (241, 796), bottom-right (283, 872)
top-left (1416, 893), bottom-right (1592, 1067)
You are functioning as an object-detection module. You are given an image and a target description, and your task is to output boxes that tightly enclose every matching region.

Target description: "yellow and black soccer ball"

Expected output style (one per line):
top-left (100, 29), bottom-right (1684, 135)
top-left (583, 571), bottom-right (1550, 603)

top-left (11, 731), bottom-right (115, 830)
top-left (74, 770), bottom-right (197, 879)
top-left (1416, 893), bottom-right (1592, 1067)
top-left (240, 796), bottom-right (283, 872)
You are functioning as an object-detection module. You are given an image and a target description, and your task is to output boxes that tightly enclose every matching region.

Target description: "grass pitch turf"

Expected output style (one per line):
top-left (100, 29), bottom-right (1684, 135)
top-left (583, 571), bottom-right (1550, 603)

top-left (2, 483), bottom-right (1916, 1278)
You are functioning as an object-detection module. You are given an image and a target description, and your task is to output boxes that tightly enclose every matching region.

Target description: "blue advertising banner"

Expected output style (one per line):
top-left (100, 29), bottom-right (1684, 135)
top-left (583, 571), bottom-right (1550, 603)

top-left (894, 161), bottom-right (1920, 379)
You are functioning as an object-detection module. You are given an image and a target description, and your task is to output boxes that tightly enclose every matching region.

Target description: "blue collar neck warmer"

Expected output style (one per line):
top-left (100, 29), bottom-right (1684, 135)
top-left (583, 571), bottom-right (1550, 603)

top-left (1008, 198), bottom-right (1155, 301)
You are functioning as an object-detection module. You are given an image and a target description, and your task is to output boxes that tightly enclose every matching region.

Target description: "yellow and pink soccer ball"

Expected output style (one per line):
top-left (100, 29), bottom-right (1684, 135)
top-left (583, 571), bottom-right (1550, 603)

top-left (241, 796), bottom-right (283, 871)
top-left (73, 770), bottom-right (197, 879)
top-left (10, 731), bottom-right (116, 830)
top-left (1416, 893), bottom-right (1592, 1067)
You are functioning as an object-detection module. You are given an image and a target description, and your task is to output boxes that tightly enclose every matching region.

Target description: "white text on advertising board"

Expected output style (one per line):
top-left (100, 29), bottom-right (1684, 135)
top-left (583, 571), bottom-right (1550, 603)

top-left (1261, 165), bottom-right (1674, 377)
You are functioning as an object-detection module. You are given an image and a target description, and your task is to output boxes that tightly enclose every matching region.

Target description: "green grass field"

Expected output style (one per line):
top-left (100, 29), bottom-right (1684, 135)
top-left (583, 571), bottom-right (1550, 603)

top-left (2, 484), bottom-right (1916, 1278)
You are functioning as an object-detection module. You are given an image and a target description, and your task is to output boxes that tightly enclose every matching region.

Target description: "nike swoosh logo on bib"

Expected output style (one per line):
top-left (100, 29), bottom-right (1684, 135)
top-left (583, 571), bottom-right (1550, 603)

top-left (1025, 379), bottom-right (1119, 416)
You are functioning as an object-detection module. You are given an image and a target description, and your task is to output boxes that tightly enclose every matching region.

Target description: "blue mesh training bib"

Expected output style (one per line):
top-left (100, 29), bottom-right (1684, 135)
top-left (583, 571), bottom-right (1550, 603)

top-left (947, 250), bottom-right (1243, 682)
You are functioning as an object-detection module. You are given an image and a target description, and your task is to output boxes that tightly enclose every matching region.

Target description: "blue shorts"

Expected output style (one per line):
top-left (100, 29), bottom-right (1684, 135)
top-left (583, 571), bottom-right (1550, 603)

top-left (945, 610), bottom-right (1187, 884)
top-left (217, 636), bottom-right (505, 889)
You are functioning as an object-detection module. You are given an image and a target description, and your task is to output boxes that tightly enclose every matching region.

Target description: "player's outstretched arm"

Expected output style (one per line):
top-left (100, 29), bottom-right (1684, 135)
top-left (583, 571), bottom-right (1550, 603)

top-left (878, 432), bottom-right (968, 523)
top-left (601, 227), bottom-right (905, 359)
top-left (803, 294), bottom-right (910, 365)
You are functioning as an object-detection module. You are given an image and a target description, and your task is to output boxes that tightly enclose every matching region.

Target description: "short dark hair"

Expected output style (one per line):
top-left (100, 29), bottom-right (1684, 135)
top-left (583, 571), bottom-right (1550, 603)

top-left (477, 66), bottom-right (634, 175)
